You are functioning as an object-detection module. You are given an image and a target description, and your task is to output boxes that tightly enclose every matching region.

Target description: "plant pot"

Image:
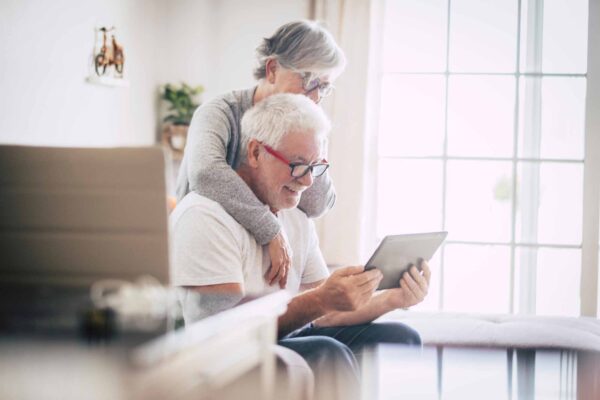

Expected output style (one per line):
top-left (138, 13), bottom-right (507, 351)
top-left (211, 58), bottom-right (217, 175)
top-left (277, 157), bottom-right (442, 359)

top-left (161, 124), bottom-right (189, 160)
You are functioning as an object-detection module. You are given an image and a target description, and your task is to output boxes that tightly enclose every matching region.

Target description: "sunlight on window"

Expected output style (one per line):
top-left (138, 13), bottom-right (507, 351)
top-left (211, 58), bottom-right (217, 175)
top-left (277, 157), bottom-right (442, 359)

top-left (517, 77), bottom-right (587, 160)
top-left (379, 75), bottom-right (445, 157)
top-left (535, 0), bottom-right (589, 73)
top-left (446, 161), bottom-right (512, 242)
top-left (382, 0), bottom-right (447, 72)
top-left (516, 163), bottom-right (583, 245)
top-left (449, 0), bottom-right (518, 72)
top-left (376, 0), bottom-right (591, 316)
top-left (377, 159), bottom-right (443, 237)
top-left (447, 76), bottom-right (515, 157)
top-left (443, 244), bottom-right (511, 313)
top-left (536, 248), bottom-right (581, 316)
top-left (514, 248), bottom-right (581, 316)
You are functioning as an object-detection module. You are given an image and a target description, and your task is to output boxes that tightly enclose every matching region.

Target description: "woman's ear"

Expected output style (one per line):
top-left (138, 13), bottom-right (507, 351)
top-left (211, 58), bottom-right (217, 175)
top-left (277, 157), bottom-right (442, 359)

top-left (265, 59), bottom-right (278, 84)
top-left (247, 140), bottom-right (261, 168)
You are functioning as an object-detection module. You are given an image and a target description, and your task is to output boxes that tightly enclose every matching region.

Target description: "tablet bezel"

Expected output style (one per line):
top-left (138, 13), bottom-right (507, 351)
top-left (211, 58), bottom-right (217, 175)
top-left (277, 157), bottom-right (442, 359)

top-left (365, 231), bottom-right (447, 290)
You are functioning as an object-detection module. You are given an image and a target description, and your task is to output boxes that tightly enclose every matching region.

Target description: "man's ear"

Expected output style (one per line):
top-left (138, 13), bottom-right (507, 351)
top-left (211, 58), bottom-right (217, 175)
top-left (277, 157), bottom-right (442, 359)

top-left (247, 140), bottom-right (261, 168)
top-left (265, 58), bottom-right (278, 84)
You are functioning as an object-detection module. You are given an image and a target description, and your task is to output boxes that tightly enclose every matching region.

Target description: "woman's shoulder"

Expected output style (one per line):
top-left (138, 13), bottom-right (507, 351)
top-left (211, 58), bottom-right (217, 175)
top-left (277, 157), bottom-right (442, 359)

top-left (201, 87), bottom-right (256, 114)
top-left (188, 86), bottom-right (256, 139)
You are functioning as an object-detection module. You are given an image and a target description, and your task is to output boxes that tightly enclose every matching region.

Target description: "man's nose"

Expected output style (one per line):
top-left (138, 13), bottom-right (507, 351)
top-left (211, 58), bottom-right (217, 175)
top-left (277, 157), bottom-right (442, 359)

top-left (297, 170), bottom-right (314, 187)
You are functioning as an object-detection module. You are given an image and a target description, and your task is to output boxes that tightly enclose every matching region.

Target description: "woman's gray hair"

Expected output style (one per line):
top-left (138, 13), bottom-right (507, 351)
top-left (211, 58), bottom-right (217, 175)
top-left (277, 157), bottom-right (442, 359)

top-left (240, 94), bottom-right (331, 162)
top-left (253, 20), bottom-right (346, 80)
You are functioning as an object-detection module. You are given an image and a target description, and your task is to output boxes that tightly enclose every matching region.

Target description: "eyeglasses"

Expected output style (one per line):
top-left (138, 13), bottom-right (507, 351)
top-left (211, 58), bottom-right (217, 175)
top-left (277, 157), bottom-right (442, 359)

top-left (301, 73), bottom-right (334, 99)
top-left (261, 144), bottom-right (329, 178)
top-left (278, 61), bottom-right (335, 99)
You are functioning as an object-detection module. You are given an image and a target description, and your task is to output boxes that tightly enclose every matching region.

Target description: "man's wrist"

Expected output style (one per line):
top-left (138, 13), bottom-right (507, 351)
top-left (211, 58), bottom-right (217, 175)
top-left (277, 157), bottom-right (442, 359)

top-left (310, 285), bottom-right (330, 316)
top-left (381, 289), bottom-right (403, 311)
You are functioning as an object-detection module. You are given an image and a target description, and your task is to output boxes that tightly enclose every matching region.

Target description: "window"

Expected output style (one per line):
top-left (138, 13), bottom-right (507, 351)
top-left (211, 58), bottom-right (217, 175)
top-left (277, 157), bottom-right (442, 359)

top-left (370, 0), bottom-right (595, 316)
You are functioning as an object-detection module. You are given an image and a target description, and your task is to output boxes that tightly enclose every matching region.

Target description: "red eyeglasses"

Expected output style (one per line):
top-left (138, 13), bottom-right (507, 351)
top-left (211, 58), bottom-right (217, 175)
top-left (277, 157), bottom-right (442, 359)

top-left (262, 144), bottom-right (329, 178)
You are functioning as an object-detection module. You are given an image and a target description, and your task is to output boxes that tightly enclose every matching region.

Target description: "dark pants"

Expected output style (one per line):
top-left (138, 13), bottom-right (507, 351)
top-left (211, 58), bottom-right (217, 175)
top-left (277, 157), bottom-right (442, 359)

top-left (278, 322), bottom-right (421, 400)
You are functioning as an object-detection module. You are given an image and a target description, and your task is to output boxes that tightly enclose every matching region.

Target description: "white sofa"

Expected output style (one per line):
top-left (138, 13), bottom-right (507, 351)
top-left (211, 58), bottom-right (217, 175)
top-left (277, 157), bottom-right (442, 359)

top-left (380, 310), bottom-right (600, 352)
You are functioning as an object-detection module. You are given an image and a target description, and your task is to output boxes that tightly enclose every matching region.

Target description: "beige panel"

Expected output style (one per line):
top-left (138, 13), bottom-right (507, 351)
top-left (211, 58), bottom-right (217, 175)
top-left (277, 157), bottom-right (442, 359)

top-left (0, 146), bottom-right (166, 189)
top-left (0, 191), bottom-right (168, 231)
top-left (0, 232), bottom-right (168, 281)
top-left (0, 145), bottom-right (170, 285)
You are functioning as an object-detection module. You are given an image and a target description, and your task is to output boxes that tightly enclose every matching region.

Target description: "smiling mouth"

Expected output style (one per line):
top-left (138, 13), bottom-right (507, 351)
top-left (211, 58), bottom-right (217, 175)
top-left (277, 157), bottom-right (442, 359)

top-left (284, 185), bottom-right (304, 195)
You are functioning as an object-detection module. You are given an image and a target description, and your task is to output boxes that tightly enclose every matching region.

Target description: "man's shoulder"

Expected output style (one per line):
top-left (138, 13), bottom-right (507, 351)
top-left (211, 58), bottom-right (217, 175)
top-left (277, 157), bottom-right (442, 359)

top-left (279, 208), bottom-right (314, 234)
top-left (170, 192), bottom-right (241, 231)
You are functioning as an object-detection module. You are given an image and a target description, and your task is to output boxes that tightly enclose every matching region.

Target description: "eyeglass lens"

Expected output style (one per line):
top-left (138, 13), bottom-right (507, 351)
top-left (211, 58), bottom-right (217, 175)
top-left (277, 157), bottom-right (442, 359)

top-left (291, 163), bottom-right (329, 178)
top-left (304, 76), bottom-right (333, 98)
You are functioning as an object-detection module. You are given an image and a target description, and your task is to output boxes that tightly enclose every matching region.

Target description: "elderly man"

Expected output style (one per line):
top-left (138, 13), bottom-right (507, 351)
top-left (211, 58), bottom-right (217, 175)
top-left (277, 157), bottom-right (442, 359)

top-left (171, 94), bottom-right (430, 399)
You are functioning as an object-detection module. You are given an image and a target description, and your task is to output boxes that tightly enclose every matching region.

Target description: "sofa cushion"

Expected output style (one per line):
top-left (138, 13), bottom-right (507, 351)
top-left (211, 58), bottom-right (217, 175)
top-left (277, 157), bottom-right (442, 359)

top-left (379, 311), bottom-right (600, 352)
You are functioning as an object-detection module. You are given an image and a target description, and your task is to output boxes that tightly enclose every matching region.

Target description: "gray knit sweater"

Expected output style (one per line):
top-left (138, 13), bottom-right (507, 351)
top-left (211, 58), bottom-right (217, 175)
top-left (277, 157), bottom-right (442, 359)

top-left (175, 87), bottom-right (336, 245)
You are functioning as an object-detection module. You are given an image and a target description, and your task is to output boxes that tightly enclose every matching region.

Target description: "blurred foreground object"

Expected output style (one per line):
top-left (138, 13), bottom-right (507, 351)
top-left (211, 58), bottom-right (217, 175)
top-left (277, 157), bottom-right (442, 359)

top-left (0, 144), bottom-right (290, 398)
top-left (0, 291), bottom-right (290, 400)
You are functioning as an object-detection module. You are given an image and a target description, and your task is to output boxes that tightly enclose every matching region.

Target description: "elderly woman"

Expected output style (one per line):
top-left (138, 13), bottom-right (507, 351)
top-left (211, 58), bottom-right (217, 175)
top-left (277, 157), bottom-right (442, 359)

top-left (176, 21), bottom-right (345, 288)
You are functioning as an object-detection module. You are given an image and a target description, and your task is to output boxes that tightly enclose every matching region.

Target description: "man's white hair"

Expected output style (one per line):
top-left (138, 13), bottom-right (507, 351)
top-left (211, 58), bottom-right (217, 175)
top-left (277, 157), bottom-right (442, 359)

top-left (240, 94), bottom-right (331, 162)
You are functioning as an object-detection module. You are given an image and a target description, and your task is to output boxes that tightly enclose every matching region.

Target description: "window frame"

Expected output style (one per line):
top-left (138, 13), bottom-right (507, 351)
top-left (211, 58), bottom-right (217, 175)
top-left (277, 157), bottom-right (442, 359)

top-left (366, 0), bottom-right (600, 316)
top-left (581, 0), bottom-right (600, 317)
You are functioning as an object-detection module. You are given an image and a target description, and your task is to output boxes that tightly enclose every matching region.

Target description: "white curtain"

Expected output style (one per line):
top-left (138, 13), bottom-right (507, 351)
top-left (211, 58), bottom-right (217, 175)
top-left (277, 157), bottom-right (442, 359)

top-left (311, 0), bottom-right (375, 266)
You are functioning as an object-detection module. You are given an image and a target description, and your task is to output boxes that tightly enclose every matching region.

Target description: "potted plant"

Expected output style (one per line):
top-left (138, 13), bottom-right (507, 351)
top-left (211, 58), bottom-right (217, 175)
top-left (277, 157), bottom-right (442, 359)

top-left (160, 83), bottom-right (203, 158)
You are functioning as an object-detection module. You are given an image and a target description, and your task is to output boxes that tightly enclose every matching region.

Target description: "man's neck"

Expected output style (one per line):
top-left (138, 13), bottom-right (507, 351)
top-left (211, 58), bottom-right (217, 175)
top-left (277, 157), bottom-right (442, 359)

top-left (236, 165), bottom-right (253, 190)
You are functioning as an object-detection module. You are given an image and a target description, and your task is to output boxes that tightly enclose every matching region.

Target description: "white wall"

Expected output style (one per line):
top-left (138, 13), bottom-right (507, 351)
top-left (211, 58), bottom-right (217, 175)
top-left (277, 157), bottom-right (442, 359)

top-left (0, 0), bottom-right (308, 147)
top-left (158, 0), bottom-right (309, 101)
top-left (0, 0), bottom-right (167, 147)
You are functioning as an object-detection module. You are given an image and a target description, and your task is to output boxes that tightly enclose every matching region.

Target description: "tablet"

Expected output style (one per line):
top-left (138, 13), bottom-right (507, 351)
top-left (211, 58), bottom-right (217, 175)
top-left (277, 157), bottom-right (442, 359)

top-left (365, 232), bottom-right (447, 290)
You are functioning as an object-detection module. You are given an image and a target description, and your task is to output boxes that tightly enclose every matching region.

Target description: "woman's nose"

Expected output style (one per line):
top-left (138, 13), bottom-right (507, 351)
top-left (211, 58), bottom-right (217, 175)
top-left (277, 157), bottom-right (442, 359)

top-left (306, 89), bottom-right (321, 104)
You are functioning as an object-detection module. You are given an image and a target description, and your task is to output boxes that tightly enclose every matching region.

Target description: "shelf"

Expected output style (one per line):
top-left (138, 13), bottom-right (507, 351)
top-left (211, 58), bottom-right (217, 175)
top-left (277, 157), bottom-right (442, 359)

top-left (85, 75), bottom-right (130, 88)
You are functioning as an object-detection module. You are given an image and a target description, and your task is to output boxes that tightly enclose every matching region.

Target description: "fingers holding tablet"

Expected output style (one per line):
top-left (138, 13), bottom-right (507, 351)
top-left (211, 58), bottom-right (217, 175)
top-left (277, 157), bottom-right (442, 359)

top-left (365, 232), bottom-right (446, 290)
top-left (400, 264), bottom-right (429, 298)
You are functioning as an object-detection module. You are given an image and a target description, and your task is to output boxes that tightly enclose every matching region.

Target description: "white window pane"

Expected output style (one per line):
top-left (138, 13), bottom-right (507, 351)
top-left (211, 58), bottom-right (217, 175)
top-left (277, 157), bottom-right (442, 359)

top-left (518, 77), bottom-right (587, 160)
top-left (443, 244), bottom-right (511, 313)
top-left (516, 163), bottom-right (583, 245)
top-left (447, 76), bottom-right (515, 157)
top-left (516, 247), bottom-right (581, 316)
top-left (376, 160), bottom-right (443, 238)
top-left (537, 248), bottom-right (581, 316)
top-left (382, 0), bottom-right (448, 72)
top-left (446, 161), bottom-right (513, 242)
top-left (449, 0), bottom-right (518, 72)
top-left (540, 78), bottom-right (587, 159)
top-left (378, 75), bottom-right (446, 157)
top-left (442, 348), bottom-right (509, 400)
top-left (541, 0), bottom-right (589, 73)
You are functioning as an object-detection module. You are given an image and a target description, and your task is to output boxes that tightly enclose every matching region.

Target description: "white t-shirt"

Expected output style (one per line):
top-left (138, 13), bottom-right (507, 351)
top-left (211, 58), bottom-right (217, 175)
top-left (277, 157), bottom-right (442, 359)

top-left (170, 192), bottom-right (329, 296)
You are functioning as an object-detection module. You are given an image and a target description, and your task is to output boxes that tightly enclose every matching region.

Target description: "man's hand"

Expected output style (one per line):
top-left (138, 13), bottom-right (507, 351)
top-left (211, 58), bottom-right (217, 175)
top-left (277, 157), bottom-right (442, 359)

top-left (315, 266), bottom-right (383, 313)
top-left (266, 231), bottom-right (292, 288)
top-left (385, 260), bottom-right (431, 309)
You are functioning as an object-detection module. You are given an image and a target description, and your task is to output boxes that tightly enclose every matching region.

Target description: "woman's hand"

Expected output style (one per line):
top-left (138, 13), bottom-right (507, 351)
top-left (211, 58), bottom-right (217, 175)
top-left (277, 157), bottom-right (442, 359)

top-left (266, 231), bottom-right (292, 288)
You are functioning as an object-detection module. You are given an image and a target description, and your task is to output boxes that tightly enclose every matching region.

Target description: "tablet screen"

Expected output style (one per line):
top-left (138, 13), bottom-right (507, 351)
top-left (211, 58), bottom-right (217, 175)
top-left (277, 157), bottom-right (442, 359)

top-left (365, 232), bottom-right (447, 290)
